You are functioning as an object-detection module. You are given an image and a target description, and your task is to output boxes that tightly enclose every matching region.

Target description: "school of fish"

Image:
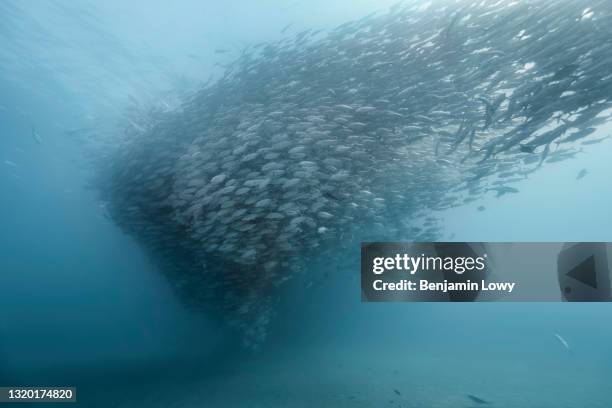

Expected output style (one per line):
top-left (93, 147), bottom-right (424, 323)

top-left (97, 0), bottom-right (612, 347)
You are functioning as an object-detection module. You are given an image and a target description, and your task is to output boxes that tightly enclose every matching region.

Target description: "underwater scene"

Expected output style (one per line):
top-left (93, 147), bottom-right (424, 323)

top-left (1, 0), bottom-right (612, 406)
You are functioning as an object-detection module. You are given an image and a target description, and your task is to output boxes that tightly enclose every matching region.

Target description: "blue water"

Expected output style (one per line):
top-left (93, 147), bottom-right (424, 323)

top-left (1, 1), bottom-right (611, 407)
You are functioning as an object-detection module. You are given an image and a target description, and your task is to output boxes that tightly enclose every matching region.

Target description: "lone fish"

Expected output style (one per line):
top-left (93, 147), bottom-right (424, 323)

top-left (467, 394), bottom-right (489, 404)
top-left (555, 333), bottom-right (571, 353)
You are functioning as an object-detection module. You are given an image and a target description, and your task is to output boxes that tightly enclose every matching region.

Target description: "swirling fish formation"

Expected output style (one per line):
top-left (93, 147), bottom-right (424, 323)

top-left (98, 0), bottom-right (612, 347)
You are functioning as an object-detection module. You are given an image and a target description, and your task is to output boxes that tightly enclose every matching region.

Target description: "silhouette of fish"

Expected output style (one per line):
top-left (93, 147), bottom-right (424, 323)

top-left (576, 169), bottom-right (588, 180)
top-left (467, 394), bottom-right (489, 404)
top-left (555, 333), bottom-right (572, 353)
top-left (31, 126), bottom-right (42, 144)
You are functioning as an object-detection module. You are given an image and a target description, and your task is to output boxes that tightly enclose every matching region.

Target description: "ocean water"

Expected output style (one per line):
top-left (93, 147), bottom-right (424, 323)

top-left (1, 1), bottom-right (612, 407)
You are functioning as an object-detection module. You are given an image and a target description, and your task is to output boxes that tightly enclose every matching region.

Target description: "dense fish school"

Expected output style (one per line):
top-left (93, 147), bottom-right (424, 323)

top-left (98, 0), bottom-right (612, 347)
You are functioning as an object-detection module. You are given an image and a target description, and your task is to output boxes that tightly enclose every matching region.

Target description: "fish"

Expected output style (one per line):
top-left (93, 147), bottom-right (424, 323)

top-left (393, 389), bottom-right (401, 396)
top-left (487, 186), bottom-right (519, 198)
top-left (555, 333), bottom-right (571, 353)
top-left (467, 394), bottom-right (489, 404)
top-left (576, 169), bottom-right (588, 180)
top-left (519, 144), bottom-right (536, 154)
top-left (3, 160), bottom-right (17, 167)
top-left (538, 143), bottom-right (551, 167)
top-left (581, 136), bottom-right (610, 145)
top-left (31, 127), bottom-right (42, 144)
top-left (281, 23), bottom-right (293, 34)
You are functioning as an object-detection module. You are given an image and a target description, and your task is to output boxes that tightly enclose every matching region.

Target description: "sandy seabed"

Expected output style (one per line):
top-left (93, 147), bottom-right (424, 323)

top-left (99, 346), bottom-right (610, 408)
